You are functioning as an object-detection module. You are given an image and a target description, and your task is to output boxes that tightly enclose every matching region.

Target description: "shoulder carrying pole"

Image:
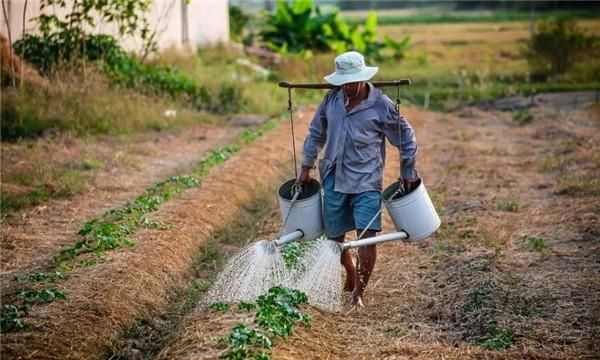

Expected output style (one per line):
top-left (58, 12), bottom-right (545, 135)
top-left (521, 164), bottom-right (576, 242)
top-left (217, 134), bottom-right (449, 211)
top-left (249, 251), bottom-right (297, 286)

top-left (278, 79), bottom-right (411, 89)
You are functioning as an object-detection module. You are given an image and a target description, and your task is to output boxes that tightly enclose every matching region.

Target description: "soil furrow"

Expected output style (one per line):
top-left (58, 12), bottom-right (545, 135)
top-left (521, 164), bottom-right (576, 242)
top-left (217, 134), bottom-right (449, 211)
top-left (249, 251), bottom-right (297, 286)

top-left (0, 111), bottom-right (308, 359)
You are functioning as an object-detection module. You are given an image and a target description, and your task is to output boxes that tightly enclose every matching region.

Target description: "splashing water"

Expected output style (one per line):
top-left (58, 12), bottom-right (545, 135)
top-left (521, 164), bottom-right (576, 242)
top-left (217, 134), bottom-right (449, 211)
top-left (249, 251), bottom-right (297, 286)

top-left (290, 240), bottom-right (343, 312)
top-left (202, 240), bottom-right (288, 305)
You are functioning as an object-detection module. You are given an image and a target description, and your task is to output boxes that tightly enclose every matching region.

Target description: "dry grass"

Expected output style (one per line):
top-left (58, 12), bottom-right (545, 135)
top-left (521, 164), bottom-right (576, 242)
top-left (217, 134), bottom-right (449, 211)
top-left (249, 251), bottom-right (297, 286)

top-left (0, 125), bottom-right (238, 274)
top-left (145, 104), bottom-right (599, 359)
top-left (0, 107), bottom-right (311, 359)
top-left (379, 20), bottom-right (600, 45)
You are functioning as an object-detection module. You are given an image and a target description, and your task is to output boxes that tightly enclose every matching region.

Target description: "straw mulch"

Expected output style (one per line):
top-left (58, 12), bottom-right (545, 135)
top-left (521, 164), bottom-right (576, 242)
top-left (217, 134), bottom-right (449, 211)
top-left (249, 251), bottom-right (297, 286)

top-left (1, 126), bottom-right (237, 276)
top-left (152, 106), bottom-right (598, 359)
top-left (0, 109), bottom-right (313, 359)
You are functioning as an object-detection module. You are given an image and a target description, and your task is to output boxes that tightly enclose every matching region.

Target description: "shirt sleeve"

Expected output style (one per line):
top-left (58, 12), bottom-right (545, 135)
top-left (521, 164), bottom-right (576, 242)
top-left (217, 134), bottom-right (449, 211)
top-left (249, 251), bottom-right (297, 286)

top-left (301, 93), bottom-right (329, 168)
top-left (381, 98), bottom-right (418, 180)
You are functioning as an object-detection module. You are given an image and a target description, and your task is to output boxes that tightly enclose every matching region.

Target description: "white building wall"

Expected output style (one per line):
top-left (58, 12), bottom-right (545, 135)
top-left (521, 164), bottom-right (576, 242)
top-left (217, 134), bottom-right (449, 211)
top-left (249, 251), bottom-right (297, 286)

top-left (0, 0), bottom-right (229, 52)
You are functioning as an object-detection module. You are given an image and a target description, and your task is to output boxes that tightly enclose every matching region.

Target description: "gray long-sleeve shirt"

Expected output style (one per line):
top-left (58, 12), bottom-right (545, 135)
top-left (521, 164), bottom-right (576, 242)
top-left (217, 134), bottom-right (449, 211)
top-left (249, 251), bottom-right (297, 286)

top-left (301, 83), bottom-right (418, 194)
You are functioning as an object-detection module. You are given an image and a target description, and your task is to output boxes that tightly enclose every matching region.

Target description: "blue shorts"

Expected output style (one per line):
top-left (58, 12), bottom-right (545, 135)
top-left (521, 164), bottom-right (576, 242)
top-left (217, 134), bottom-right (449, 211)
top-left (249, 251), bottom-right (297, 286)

top-left (322, 173), bottom-right (382, 238)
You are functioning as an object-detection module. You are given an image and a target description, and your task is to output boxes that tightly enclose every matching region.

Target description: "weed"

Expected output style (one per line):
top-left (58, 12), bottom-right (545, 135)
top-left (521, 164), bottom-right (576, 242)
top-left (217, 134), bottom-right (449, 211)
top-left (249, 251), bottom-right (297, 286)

top-left (553, 176), bottom-right (600, 197)
top-left (82, 158), bottom-right (103, 170)
top-left (1, 165), bottom-right (89, 214)
top-left (520, 235), bottom-right (547, 251)
top-left (479, 326), bottom-right (515, 350)
top-left (496, 198), bottom-right (521, 212)
top-left (512, 109), bottom-right (534, 125)
top-left (210, 302), bottom-right (230, 312)
top-left (536, 155), bottom-right (567, 172)
top-left (0, 304), bottom-right (27, 333)
top-left (239, 302), bottom-right (256, 312)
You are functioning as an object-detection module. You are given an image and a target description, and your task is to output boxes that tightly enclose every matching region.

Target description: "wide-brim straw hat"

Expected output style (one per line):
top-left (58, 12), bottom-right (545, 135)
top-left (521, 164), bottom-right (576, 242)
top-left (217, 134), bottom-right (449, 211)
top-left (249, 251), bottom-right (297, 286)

top-left (324, 51), bottom-right (378, 86)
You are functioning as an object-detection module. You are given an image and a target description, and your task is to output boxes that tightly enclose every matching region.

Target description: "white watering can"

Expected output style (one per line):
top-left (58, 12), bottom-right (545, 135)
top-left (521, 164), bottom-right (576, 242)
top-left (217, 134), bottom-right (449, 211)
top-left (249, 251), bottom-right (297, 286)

top-left (274, 176), bottom-right (440, 249)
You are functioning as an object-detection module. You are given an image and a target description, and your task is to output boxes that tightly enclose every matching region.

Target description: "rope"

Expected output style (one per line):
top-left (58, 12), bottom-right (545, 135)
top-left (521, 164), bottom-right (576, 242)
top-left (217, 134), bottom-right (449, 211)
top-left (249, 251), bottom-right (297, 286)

top-left (395, 85), bottom-right (405, 196)
top-left (287, 87), bottom-right (299, 180)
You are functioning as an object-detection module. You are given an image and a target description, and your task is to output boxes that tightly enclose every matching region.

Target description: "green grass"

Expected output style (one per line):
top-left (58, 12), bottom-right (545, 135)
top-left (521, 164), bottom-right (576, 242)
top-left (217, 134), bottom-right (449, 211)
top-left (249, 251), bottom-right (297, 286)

top-left (496, 198), bottom-right (522, 212)
top-left (81, 158), bottom-right (103, 170)
top-left (0, 69), bottom-right (220, 141)
top-left (1, 166), bottom-right (89, 214)
top-left (347, 9), bottom-right (600, 26)
top-left (520, 235), bottom-right (547, 251)
top-left (479, 326), bottom-right (515, 351)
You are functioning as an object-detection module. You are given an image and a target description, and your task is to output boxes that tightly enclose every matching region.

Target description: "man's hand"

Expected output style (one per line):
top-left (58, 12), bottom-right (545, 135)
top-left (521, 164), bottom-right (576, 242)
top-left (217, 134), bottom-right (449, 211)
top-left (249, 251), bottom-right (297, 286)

top-left (297, 166), bottom-right (312, 185)
top-left (403, 178), bottom-right (419, 194)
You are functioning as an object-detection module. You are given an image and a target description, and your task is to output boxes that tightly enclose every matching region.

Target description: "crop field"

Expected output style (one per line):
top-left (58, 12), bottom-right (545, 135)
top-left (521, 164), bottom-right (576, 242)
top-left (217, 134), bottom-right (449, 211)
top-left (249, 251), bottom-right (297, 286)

top-left (1, 17), bottom-right (599, 360)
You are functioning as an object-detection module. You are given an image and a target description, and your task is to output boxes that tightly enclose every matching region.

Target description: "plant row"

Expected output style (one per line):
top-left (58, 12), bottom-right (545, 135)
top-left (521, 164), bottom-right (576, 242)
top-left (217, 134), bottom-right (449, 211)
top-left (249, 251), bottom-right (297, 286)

top-left (0, 119), bottom-right (278, 333)
top-left (215, 287), bottom-right (311, 360)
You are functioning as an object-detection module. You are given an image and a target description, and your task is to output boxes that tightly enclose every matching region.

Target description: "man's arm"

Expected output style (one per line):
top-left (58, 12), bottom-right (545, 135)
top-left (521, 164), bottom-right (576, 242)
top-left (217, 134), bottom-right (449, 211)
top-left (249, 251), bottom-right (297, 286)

top-left (381, 100), bottom-right (419, 188)
top-left (298, 96), bottom-right (329, 184)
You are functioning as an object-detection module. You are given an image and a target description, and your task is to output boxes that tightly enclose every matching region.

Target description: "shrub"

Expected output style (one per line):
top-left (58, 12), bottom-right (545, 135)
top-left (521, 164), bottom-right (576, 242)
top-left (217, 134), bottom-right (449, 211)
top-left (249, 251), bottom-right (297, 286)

top-left (14, 33), bottom-right (124, 74)
top-left (14, 33), bottom-right (243, 114)
top-left (260, 0), bottom-right (409, 61)
top-left (229, 5), bottom-right (251, 44)
top-left (528, 18), bottom-right (597, 75)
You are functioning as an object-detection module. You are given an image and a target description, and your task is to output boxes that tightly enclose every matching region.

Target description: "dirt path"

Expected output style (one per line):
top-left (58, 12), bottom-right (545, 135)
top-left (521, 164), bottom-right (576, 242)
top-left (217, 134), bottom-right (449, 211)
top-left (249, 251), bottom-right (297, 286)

top-left (1, 125), bottom-right (242, 276)
top-left (154, 105), bottom-right (599, 359)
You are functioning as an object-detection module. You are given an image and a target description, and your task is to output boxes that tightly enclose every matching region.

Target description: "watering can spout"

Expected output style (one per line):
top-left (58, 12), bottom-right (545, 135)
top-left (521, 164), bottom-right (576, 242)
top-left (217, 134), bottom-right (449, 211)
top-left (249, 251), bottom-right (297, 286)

top-left (274, 230), bottom-right (304, 247)
top-left (339, 231), bottom-right (409, 250)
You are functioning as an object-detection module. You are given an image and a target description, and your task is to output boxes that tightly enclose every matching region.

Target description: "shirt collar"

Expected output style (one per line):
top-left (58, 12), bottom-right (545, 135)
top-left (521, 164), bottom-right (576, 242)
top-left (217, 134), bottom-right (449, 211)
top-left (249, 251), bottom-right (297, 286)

top-left (336, 82), bottom-right (380, 115)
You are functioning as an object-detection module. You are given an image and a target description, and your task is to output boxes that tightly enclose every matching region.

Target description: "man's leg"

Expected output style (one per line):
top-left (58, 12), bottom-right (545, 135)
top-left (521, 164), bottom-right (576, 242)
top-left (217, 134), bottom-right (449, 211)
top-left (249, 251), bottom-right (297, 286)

top-left (332, 234), bottom-right (356, 292)
top-left (353, 230), bottom-right (377, 302)
top-left (322, 173), bottom-right (355, 293)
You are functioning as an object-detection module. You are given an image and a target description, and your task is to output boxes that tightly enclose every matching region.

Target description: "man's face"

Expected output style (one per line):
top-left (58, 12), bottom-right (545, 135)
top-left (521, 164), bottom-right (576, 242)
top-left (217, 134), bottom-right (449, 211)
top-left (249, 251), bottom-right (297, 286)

top-left (341, 81), bottom-right (364, 98)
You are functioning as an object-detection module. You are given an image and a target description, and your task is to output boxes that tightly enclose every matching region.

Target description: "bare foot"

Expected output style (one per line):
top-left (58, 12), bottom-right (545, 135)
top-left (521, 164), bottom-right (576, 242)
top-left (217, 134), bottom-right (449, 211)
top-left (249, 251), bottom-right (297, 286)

top-left (350, 290), bottom-right (364, 307)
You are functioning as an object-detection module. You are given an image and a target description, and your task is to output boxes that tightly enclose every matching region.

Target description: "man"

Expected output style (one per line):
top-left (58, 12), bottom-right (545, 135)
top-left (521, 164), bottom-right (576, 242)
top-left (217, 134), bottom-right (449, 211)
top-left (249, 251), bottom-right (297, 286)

top-left (297, 51), bottom-right (419, 306)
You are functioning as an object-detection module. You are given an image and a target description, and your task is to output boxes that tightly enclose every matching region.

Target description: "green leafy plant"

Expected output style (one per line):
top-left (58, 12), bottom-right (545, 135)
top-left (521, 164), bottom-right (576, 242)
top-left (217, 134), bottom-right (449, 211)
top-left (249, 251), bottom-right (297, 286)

top-left (220, 287), bottom-right (311, 360)
top-left (219, 324), bottom-right (273, 360)
top-left (18, 288), bottom-right (68, 305)
top-left (512, 108), bottom-right (534, 125)
top-left (82, 158), bottom-right (103, 170)
top-left (0, 304), bottom-right (27, 333)
top-left (56, 175), bottom-right (199, 266)
top-left (55, 119), bottom-right (279, 267)
top-left (229, 5), bottom-right (251, 43)
top-left (255, 287), bottom-right (311, 338)
top-left (528, 18), bottom-right (597, 75)
top-left (496, 198), bottom-right (521, 212)
top-left (479, 326), bottom-right (515, 350)
top-left (520, 235), bottom-right (547, 251)
top-left (260, 0), bottom-right (404, 61)
top-left (281, 238), bottom-right (320, 268)
top-left (27, 271), bottom-right (68, 283)
top-left (211, 302), bottom-right (230, 312)
top-left (384, 35), bottom-right (411, 60)
top-left (239, 302), bottom-right (256, 311)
